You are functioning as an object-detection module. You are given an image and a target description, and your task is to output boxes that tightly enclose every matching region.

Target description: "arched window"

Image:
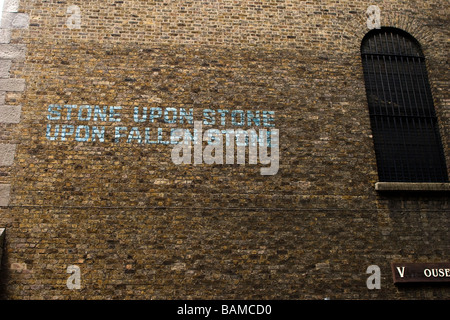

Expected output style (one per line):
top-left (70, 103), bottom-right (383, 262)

top-left (361, 28), bottom-right (448, 182)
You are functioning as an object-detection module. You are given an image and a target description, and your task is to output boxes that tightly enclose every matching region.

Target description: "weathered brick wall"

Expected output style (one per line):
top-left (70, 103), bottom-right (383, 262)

top-left (0, 0), bottom-right (448, 299)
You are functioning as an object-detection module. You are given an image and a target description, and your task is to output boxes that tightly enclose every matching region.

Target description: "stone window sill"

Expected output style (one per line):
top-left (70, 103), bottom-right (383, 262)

top-left (375, 182), bottom-right (450, 192)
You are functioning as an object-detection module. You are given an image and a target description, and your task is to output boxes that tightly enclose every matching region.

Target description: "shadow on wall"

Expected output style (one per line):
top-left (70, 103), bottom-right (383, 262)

top-left (0, 228), bottom-right (7, 299)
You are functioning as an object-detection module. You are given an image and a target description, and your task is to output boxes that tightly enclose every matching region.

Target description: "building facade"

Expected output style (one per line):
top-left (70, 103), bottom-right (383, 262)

top-left (0, 0), bottom-right (448, 299)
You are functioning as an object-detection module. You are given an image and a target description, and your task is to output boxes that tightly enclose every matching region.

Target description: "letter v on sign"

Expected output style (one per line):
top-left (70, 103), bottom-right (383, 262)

top-left (396, 267), bottom-right (405, 278)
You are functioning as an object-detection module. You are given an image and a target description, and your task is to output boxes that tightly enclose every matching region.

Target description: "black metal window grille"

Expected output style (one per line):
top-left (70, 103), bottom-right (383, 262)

top-left (361, 28), bottom-right (448, 182)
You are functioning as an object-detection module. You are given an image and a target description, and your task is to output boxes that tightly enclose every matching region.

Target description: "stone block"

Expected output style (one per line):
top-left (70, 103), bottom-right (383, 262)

top-left (3, 0), bottom-right (20, 13)
top-left (0, 60), bottom-right (12, 78)
top-left (0, 78), bottom-right (25, 91)
top-left (0, 184), bottom-right (11, 206)
top-left (0, 144), bottom-right (16, 166)
top-left (0, 44), bottom-right (26, 60)
top-left (0, 105), bottom-right (21, 123)
top-left (1, 12), bottom-right (29, 29)
top-left (0, 29), bottom-right (11, 44)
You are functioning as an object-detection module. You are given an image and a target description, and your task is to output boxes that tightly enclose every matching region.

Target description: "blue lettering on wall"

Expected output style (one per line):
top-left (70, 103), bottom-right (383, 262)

top-left (45, 104), bottom-right (276, 145)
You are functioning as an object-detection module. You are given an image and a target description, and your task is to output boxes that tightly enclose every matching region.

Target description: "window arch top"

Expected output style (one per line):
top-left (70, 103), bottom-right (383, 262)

top-left (361, 28), bottom-right (424, 58)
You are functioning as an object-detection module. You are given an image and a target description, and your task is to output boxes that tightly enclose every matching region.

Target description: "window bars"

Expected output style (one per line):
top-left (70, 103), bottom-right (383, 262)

top-left (361, 28), bottom-right (448, 183)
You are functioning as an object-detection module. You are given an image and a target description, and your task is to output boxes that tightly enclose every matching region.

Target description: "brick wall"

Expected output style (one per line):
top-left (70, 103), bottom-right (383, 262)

top-left (0, 0), bottom-right (448, 299)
